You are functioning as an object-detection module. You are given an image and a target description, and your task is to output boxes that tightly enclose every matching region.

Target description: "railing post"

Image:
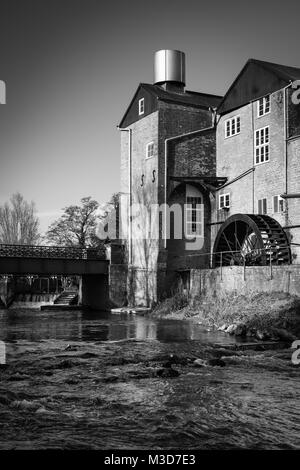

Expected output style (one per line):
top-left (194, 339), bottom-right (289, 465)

top-left (269, 251), bottom-right (272, 280)
top-left (243, 255), bottom-right (246, 281)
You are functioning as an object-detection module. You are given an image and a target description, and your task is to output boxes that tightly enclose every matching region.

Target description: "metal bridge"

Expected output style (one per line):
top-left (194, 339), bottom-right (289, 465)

top-left (0, 244), bottom-right (110, 310)
top-left (0, 243), bottom-right (108, 275)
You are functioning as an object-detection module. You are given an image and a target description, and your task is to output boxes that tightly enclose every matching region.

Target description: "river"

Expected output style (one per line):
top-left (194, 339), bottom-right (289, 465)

top-left (0, 308), bottom-right (299, 450)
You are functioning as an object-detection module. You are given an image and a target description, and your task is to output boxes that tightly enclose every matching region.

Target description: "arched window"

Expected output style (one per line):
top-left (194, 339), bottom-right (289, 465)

top-left (185, 185), bottom-right (203, 238)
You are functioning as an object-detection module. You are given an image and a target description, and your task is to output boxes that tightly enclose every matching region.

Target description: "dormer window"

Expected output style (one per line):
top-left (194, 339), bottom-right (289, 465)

top-left (138, 98), bottom-right (145, 115)
top-left (258, 95), bottom-right (270, 117)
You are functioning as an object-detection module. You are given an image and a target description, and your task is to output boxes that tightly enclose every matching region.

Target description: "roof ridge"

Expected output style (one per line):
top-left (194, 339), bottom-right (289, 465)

top-left (186, 90), bottom-right (223, 98)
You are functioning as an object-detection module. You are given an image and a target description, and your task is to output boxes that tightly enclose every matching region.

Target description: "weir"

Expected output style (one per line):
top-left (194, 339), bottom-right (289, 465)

top-left (0, 243), bottom-right (110, 310)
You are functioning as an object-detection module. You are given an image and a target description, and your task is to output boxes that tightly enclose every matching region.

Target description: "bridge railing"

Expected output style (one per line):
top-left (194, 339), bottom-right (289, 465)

top-left (0, 244), bottom-right (107, 260)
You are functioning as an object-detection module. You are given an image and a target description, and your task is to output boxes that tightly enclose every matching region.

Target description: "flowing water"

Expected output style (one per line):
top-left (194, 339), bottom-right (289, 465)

top-left (0, 308), bottom-right (299, 450)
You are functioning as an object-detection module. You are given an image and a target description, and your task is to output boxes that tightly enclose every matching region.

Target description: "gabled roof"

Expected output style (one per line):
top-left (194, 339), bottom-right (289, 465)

top-left (217, 58), bottom-right (300, 115)
top-left (118, 83), bottom-right (223, 128)
top-left (140, 83), bottom-right (223, 108)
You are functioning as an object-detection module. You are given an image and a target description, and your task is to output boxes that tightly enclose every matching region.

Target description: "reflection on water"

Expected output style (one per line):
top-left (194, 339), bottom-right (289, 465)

top-left (0, 309), bottom-right (242, 345)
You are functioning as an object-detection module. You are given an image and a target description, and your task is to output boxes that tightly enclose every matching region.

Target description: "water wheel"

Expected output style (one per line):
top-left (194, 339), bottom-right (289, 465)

top-left (213, 214), bottom-right (291, 267)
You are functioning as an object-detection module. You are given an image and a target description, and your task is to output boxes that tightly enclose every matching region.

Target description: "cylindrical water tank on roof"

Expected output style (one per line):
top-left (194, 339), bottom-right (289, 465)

top-left (154, 50), bottom-right (186, 86)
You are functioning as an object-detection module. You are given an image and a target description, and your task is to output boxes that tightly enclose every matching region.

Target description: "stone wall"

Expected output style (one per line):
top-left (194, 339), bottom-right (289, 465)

top-left (109, 264), bottom-right (128, 307)
top-left (189, 265), bottom-right (300, 299)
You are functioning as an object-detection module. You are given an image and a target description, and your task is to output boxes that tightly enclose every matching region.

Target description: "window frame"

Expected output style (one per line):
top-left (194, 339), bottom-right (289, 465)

top-left (255, 125), bottom-right (270, 165)
top-left (273, 195), bottom-right (284, 213)
top-left (219, 193), bottom-right (230, 209)
top-left (138, 98), bottom-right (145, 116)
top-left (185, 195), bottom-right (203, 238)
top-left (224, 116), bottom-right (241, 138)
top-left (257, 95), bottom-right (271, 118)
top-left (145, 141), bottom-right (154, 159)
top-left (257, 197), bottom-right (267, 215)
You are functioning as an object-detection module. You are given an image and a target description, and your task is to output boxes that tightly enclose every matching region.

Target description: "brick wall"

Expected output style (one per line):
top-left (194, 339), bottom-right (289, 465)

top-left (215, 89), bottom-right (300, 259)
top-left (286, 137), bottom-right (300, 261)
top-left (120, 99), bottom-right (215, 304)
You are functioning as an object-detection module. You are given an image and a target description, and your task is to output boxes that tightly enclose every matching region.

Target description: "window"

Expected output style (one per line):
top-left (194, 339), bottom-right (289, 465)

top-left (258, 95), bottom-right (270, 117)
top-left (225, 116), bottom-right (241, 138)
top-left (146, 142), bottom-right (154, 159)
top-left (219, 193), bottom-right (230, 209)
top-left (273, 195), bottom-right (284, 213)
top-left (185, 195), bottom-right (203, 237)
top-left (258, 198), bottom-right (267, 214)
top-left (138, 98), bottom-right (144, 115)
top-left (255, 126), bottom-right (270, 164)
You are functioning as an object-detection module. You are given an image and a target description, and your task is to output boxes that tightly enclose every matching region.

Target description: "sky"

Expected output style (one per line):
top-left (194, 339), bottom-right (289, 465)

top-left (0, 0), bottom-right (300, 233)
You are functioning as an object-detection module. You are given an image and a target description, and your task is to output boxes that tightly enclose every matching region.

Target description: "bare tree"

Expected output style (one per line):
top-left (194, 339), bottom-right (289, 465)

top-left (0, 193), bottom-right (40, 245)
top-left (45, 196), bottom-right (101, 247)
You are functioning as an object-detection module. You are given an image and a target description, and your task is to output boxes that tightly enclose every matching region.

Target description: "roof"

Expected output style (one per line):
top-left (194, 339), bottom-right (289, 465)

top-left (218, 58), bottom-right (300, 115)
top-left (170, 175), bottom-right (227, 189)
top-left (252, 59), bottom-right (300, 82)
top-left (118, 83), bottom-right (223, 127)
top-left (141, 83), bottom-right (223, 108)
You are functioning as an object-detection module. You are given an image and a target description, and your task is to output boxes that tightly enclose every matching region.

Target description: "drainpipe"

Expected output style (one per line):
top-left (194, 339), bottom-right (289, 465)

top-left (251, 101), bottom-right (255, 212)
top-left (283, 82), bottom-right (293, 227)
top-left (283, 84), bottom-right (293, 186)
top-left (163, 115), bottom-right (216, 249)
top-left (117, 127), bottom-right (132, 264)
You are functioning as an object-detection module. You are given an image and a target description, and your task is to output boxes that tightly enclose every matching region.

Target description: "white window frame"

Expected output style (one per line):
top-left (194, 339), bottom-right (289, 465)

top-left (185, 195), bottom-right (203, 238)
top-left (146, 141), bottom-right (154, 159)
top-left (257, 95), bottom-right (271, 117)
top-left (224, 116), bottom-right (241, 138)
top-left (138, 98), bottom-right (144, 116)
top-left (255, 126), bottom-right (270, 165)
top-left (219, 193), bottom-right (230, 209)
top-left (258, 198), bottom-right (267, 214)
top-left (273, 195), bottom-right (284, 213)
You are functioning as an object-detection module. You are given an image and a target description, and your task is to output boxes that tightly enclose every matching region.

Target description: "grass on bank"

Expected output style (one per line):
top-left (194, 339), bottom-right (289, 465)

top-left (151, 291), bottom-right (300, 338)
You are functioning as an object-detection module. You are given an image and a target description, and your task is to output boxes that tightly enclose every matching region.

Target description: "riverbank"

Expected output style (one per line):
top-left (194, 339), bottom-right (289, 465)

top-left (151, 292), bottom-right (300, 342)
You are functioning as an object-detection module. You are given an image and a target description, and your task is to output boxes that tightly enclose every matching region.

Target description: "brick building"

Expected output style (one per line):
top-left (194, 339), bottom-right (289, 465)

top-left (118, 51), bottom-right (300, 306)
top-left (214, 59), bottom-right (300, 265)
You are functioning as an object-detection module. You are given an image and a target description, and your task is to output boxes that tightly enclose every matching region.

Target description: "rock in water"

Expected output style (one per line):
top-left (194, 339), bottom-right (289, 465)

top-left (193, 358), bottom-right (208, 368)
top-left (218, 324), bottom-right (227, 331)
top-left (234, 324), bottom-right (246, 336)
top-left (271, 328), bottom-right (297, 342)
top-left (156, 366), bottom-right (180, 378)
top-left (255, 330), bottom-right (266, 340)
top-left (208, 358), bottom-right (226, 367)
top-left (226, 324), bottom-right (237, 335)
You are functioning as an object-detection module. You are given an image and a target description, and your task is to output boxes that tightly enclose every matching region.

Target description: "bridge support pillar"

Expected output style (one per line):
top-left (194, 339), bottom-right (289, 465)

top-left (79, 274), bottom-right (109, 310)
